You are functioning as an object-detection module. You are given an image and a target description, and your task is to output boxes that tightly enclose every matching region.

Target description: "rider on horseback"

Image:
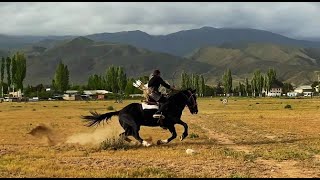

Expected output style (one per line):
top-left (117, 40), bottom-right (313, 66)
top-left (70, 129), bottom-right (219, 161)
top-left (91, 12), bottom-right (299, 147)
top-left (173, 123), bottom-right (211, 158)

top-left (148, 69), bottom-right (176, 119)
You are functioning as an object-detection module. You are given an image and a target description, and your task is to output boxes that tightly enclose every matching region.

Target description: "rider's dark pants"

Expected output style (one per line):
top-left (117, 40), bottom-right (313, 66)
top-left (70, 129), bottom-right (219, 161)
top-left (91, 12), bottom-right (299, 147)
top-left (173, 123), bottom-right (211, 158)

top-left (157, 97), bottom-right (169, 113)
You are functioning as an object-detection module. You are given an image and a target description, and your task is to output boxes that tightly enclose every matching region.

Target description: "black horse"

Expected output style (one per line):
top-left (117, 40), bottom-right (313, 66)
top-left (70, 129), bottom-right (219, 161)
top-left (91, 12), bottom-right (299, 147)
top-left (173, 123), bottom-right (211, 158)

top-left (82, 88), bottom-right (198, 146)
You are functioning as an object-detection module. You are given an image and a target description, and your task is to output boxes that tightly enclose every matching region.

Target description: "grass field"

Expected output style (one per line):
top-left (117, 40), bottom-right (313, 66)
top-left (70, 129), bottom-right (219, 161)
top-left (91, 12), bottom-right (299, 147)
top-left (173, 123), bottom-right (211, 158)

top-left (1, 97), bottom-right (320, 178)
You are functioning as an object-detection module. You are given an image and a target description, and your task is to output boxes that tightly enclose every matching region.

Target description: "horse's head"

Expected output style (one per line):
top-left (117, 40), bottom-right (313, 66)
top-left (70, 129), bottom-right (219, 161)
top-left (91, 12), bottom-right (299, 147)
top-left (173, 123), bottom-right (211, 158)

top-left (181, 88), bottom-right (198, 114)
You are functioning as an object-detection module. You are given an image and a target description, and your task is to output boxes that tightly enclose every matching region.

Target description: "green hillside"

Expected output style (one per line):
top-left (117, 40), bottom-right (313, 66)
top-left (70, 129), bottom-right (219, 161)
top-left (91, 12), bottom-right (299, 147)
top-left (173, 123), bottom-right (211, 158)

top-left (23, 37), bottom-right (211, 85)
top-left (190, 43), bottom-right (320, 86)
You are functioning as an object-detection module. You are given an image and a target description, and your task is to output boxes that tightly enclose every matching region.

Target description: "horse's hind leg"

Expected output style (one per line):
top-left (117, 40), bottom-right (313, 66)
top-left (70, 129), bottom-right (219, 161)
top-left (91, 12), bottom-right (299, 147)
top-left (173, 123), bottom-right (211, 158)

top-left (120, 114), bottom-right (151, 147)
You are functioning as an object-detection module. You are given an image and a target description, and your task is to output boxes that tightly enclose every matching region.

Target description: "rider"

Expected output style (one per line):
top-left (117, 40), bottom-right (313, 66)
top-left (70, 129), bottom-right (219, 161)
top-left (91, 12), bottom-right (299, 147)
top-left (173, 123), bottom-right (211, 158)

top-left (148, 69), bottom-right (176, 119)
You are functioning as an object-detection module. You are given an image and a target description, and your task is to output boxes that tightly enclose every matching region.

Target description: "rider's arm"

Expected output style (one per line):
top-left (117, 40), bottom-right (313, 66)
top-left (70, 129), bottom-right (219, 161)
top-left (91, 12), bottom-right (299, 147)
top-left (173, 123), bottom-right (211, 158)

top-left (159, 77), bottom-right (172, 90)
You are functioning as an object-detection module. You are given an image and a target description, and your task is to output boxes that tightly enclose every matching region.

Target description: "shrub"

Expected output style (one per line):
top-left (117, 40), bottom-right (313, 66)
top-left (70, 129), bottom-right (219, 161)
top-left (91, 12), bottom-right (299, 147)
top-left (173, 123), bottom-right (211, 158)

top-left (189, 133), bottom-right (199, 138)
top-left (100, 136), bottom-right (130, 150)
top-left (284, 104), bottom-right (292, 109)
top-left (107, 106), bottom-right (114, 110)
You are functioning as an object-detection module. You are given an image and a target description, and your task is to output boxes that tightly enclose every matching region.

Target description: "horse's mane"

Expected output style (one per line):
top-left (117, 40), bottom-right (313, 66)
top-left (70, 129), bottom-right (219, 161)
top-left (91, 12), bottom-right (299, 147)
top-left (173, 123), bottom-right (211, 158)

top-left (167, 88), bottom-right (191, 101)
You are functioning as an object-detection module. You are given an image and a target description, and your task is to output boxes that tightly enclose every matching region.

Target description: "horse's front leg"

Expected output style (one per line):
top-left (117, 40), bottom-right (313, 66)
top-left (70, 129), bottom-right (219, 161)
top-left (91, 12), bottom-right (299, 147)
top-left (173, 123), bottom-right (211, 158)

top-left (177, 119), bottom-right (188, 141)
top-left (157, 125), bottom-right (177, 145)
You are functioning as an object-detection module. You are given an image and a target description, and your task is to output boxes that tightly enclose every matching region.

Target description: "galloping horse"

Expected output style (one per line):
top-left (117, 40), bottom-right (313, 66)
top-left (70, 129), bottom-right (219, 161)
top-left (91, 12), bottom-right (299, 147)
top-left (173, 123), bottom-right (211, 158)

top-left (81, 88), bottom-right (198, 146)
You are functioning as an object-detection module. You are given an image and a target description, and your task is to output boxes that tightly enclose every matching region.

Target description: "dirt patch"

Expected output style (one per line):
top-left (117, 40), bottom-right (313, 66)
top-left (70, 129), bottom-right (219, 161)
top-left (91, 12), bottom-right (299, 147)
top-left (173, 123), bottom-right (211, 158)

top-left (196, 124), bottom-right (252, 153)
top-left (265, 135), bottom-right (277, 140)
top-left (189, 117), bottom-right (316, 178)
top-left (0, 148), bottom-right (14, 156)
top-left (314, 155), bottom-right (320, 163)
top-left (256, 158), bottom-right (315, 178)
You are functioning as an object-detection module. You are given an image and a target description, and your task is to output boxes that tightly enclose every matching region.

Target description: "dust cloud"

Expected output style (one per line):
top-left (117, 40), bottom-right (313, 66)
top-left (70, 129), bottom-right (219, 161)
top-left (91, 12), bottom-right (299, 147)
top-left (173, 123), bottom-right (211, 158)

top-left (27, 120), bottom-right (124, 146)
top-left (27, 123), bottom-right (58, 146)
top-left (65, 125), bottom-right (123, 145)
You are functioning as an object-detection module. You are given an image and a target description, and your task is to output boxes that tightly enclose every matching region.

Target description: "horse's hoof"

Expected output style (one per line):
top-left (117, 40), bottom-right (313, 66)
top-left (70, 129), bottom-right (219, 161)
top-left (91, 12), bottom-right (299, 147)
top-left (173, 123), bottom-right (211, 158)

top-left (157, 140), bottom-right (162, 145)
top-left (142, 140), bottom-right (152, 147)
top-left (157, 139), bottom-right (168, 145)
top-left (180, 136), bottom-right (184, 141)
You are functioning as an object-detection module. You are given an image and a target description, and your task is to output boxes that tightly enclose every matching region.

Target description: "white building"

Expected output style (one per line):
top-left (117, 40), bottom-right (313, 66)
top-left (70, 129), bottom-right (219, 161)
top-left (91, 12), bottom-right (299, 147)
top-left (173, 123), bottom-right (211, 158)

top-left (83, 90), bottom-right (112, 95)
top-left (287, 92), bottom-right (298, 97)
top-left (294, 85), bottom-right (314, 96)
top-left (267, 84), bottom-right (282, 97)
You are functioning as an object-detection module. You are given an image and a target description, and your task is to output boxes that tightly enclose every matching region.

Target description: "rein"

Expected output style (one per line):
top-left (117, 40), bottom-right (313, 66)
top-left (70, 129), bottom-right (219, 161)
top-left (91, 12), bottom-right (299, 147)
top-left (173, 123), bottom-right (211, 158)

top-left (182, 90), bottom-right (197, 108)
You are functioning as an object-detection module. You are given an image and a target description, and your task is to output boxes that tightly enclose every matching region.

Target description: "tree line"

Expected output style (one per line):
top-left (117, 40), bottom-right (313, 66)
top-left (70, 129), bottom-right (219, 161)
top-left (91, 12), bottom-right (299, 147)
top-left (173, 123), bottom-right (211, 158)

top-left (24, 62), bottom-right (147, 98)
top-left (0, 52), bottom-right (27, 97)
top-left (220, 68), bottom-right (295, 97)
top-left (4, 56), bottom-right (319, 99)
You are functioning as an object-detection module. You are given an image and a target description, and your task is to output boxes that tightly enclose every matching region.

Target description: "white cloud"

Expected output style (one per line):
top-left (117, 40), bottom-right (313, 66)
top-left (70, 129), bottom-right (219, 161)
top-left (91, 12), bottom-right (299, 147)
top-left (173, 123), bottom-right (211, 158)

top-left (0, 2), bottom-right (320, 39)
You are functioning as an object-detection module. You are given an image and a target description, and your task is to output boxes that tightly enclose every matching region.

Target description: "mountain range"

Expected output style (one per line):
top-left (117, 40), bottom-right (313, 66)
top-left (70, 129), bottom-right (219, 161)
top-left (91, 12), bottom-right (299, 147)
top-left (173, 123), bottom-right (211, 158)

top-left (1, 26), bottom-right (320, 86)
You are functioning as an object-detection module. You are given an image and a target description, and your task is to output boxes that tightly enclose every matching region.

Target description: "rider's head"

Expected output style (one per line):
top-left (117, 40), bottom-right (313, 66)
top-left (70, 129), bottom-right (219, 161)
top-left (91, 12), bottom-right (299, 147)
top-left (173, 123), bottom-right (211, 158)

top-left (153, 69), bottom-right (161, 77)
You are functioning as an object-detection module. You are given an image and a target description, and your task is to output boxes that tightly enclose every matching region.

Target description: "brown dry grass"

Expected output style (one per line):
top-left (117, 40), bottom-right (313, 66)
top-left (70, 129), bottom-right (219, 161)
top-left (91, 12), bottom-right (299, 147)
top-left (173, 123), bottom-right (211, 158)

top-left (0, 98), bottom-right (320, 177)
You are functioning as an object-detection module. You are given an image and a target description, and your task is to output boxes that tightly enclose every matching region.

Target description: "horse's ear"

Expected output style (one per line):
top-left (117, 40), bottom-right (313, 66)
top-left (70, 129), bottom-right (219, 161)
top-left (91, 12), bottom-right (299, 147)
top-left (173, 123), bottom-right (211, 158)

top-left (191, 89), bottom-right (196, 94)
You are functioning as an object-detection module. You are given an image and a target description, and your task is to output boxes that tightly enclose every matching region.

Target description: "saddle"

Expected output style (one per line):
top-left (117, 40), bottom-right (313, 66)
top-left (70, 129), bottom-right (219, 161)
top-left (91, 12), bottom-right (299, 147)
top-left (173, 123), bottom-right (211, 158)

top-left (141, 89), bottom-right (167, 110)
top-left (141, 95), bottom-right (159, 110)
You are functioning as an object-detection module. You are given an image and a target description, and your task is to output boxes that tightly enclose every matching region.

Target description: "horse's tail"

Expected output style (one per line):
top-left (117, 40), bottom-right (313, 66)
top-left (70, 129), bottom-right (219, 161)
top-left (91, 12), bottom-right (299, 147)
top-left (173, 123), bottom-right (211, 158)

top-left (81, 110), bottom-right (120, 127)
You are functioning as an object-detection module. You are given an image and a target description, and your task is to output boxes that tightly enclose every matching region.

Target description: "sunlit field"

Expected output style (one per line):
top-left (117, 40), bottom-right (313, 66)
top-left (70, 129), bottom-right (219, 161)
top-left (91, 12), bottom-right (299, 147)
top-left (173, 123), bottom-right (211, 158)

top-left (1, 97), bottom-right (320, 178)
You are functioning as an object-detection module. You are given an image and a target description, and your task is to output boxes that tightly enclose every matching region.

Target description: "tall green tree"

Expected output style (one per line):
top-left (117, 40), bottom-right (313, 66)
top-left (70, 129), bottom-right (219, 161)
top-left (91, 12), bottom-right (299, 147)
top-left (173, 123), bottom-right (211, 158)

top-left (6, 57), bottom-right (11, 92)
top-left (222, 69), bottom-right (232, 95)
top-left (180, 71), bottom-right (187, 89)
top-left (216, 81), bottom-right (224, 96)
top-left (236, 82), bottom-right (245, 96)
top-left (265, 68), bottom-right (277, 94)
top-left (125, 78), bottom-right (134, 95)
top-left (53, 61), bottom-right (69, 93)
top-left (11, 55), bottom-right (17, 90)
top-left (117, 66), bottom-right (127, 94)
top-left (251, 77), bottom-right (256, 97)
top-left (106, 66), bottom-right (118, 93)
top-left (12, 52), bottom-right (27, 91)
top-left (194, 74), bottom-right (200, 93)
top-left (244, 78), bottom-right (250, 97)
top-left (87, 74), bottom-right (105, 90)
top-left (1, 57), bottom-right (5, 97)
top-left (252, 69), bottom-right (264, 97)
top-left (185, 73), bottom-right (191, 89)
top-left (1, 57), bottom-right (5, 84)
top-left (199, 75), bottom-right (205, 97)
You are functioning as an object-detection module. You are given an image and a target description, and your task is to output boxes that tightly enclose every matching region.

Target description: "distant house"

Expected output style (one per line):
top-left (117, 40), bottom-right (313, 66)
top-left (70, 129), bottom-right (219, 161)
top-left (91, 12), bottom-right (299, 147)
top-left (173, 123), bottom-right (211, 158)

top-left (83, 90), bottom-right (112, 95)
top-left (65, 90), bottom-right (79, 94)
top-left (63, 89), bottom-right (113, 100)
top-left (63, 90), bottom-right (81, 101)
top-left (267, 84), bottom-right (282, 97)
top-left (97, 94), bottom-right (105, 100)
top-left (9, 89), bottom-right (23, 98)
top-left (294, 85), bottom-right (314, 96)
top-left (129, 94), bottom-right (144, 98)
top-left (287, 92), bottom-right (298, 97)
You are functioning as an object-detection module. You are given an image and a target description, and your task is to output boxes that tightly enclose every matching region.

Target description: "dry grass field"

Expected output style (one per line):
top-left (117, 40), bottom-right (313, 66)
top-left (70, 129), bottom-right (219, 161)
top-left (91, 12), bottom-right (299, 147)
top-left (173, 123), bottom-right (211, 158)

top-left (1, 97), bottom-right (320, 178)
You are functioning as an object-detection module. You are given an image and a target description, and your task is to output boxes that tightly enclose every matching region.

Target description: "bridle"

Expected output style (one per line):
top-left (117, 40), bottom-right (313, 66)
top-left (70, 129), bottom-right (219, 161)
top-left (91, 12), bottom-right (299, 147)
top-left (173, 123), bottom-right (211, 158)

top-left (183, 90), bottom-right (197, 109)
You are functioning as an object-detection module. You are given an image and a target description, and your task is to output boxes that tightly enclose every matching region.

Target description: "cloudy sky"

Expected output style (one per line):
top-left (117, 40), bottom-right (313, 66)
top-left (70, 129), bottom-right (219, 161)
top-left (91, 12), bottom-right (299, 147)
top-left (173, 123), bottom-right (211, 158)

top-left (0, 2), bottom-right (320, 40)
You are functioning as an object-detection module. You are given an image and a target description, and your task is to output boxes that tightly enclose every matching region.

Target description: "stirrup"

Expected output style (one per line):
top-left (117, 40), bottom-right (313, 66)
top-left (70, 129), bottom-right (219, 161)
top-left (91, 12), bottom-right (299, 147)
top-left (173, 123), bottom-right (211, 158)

top-left (153, 113), bottom-right (165, 119)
